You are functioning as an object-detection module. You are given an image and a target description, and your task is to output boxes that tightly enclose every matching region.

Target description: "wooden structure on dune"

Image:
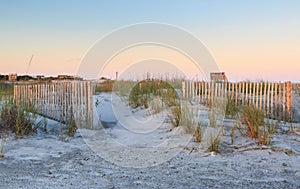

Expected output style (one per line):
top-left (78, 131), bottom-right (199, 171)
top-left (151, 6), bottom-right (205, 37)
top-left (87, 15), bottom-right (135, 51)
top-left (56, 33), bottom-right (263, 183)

top-left (210, 72), bottom-right (228, 82)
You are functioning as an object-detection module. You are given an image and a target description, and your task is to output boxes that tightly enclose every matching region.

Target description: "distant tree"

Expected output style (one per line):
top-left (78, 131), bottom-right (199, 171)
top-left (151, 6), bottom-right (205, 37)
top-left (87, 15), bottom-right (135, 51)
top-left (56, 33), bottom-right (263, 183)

top-left (17, 75), bottom-right (34, 81)
top-left (0, 75), bottom-right (8, 81)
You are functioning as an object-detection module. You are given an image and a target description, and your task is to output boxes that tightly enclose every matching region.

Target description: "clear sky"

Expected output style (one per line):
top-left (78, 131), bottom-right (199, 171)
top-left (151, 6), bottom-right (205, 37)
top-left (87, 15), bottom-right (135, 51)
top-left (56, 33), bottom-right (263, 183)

top-left (0, 0), bottom-right (299, 81)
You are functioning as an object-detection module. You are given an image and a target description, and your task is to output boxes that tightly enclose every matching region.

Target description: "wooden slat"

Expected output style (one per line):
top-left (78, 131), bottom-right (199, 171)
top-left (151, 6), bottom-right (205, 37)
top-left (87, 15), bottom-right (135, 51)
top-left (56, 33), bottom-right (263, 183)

top-left (182, 81), bottom-right (186, 99)
top-left (285, 81), bottom-right (292, 122)
top-left (266, 82), bottom-right (271, 117)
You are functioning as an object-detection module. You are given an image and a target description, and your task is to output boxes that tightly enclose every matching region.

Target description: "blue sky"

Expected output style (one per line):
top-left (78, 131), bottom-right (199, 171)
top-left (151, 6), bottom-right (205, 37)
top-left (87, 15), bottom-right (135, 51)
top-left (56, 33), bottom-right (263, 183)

top-left (2, 0), bottom-right (299, 31)
top-left (1, 0), bottom-right (300, 81)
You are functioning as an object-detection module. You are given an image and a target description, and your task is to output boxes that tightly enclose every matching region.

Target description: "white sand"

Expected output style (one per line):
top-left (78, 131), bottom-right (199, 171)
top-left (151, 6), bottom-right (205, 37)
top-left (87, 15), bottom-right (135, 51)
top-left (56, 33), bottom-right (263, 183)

top-left (0, 93), bottom-right (299, 188)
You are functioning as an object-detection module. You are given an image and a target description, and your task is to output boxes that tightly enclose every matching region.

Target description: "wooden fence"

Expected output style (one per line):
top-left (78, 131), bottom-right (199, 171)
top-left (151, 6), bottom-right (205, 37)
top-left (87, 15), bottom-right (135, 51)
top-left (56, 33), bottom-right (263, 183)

top-left (292, 83), bottom-right (300, 91)
top-left (14, 81), bottom-right (95, 129)
top-left (182, 81), bottom-right (292, 121)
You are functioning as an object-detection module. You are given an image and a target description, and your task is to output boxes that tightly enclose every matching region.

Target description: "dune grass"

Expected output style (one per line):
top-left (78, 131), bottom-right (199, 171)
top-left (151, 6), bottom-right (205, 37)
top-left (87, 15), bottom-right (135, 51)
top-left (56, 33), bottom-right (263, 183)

top-left (65, 107), bottom-right (77, 137)
top-left (225, 97), bottom-right (239, 119)
top-left (193, 122), bottom-right (202, 142)
top-left (207, 133), bottom-right (220, 153)
top-left (0, 83), bottom-right (13, 101)
top-left (95, 80), bottom-right (115, 93)
top-left (0, 99), bottom-right (42, 137)
top-left (239, 104), bottom-right (275, 145)
top-left (127, 79), bottom-right (179, 109)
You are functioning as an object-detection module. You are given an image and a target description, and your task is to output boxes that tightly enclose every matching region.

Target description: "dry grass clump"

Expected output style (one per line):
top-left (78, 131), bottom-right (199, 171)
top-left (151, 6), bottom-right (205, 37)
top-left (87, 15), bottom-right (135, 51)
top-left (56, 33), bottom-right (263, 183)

top-left (65, 108), bottom-right (77, 137)
top-left (169, 104), bottom-right (181, 128)
top-left (225, 97), bottom-right (239, 119)
top-left (240, 104), bottom-right (273, 145)
top-left (193, 122), bottom-right (202, 142)
top-left (208, 133), bottom-right (220, 153)
top-left (0, 100), bottom-right (41, 137)
top-left (169, 102), bottom-right (202, 142)
top-left (242, 104), bottom-right (265, 139)
top-left (177, 102), bottom-right (198, 134)
top-left (0, 83), bottom-right (13, 100)
top-left (201, 127), bottom-right (221, 153)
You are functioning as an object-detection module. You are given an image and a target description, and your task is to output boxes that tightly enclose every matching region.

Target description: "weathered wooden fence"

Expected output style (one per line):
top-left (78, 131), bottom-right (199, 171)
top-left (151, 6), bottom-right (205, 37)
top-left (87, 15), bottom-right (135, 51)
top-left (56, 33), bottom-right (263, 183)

top-left (182, 81), bottom-right (292, 121)
top-left (292, 83), bottom-right (300, 91)
top-left (13, 81), bottom-right (95, 128)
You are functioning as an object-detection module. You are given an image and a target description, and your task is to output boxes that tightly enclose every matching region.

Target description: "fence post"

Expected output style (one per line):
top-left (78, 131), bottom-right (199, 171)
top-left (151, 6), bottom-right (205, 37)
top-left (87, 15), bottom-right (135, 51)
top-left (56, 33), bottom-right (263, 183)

top-left (224, 82), bottom-right (228, 99)
top-left (182, 81), bottom-right (186, 99)
top-left (274, 82), bottom-right (279, 120)
top-left (191, 81), bottom-right (195, 100)
top-left (217, 82), bottom-right (221, 97)
top-left (266, 82), bottom-right (271, 117)
top-left (263, 82), bottom-right (267, 115)
top-left (201, 81), bottom-right (204, 104)
top-left (241, 82), bottom-right (245, 105)
top-left (255, 83), bottom-right (258, 109)
top-left (235, 83), bottom-right (238, 105)
top-left (248, 82), bottom-right (251, 105)
top-left (259, 82), bottom-right (263, 110)
top-left (208, 81), bottom-right (211, 105)
top-left (205, 81), bottom-right (208, 105)
top-left (278, 82), bottom-right (283, 121)
top-left (285, 81), bottom-right (292, 122)
top-left (196, 81), bottom-right (199, 103)
top-left (270, 82), bottom-right (274, 119)
top-left (245, 82), bottom-right (248, 104)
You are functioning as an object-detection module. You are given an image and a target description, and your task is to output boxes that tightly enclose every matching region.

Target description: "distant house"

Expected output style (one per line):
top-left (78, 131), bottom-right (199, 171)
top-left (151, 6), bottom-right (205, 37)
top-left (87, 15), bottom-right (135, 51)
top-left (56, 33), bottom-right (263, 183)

top-left (210, 72), bottom-right (228, 82)
top-left (8, 73), bottom-right (17, 82)
top-left (56, 75), bottom-right (83, 81)
top-left (57, 75), bottom-right (69, 80)
top-left (36, 75), bottom-right (45, 80)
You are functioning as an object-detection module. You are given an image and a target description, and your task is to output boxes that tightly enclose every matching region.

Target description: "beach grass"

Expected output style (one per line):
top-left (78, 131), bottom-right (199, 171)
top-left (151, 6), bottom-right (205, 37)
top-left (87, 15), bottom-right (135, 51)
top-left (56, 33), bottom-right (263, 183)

top-left (0, 83), bottom-right (13, 100)
top-left (239, 104), bottom-right (275, 145)
top-left (0, 99), bottom-right (42, 137)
